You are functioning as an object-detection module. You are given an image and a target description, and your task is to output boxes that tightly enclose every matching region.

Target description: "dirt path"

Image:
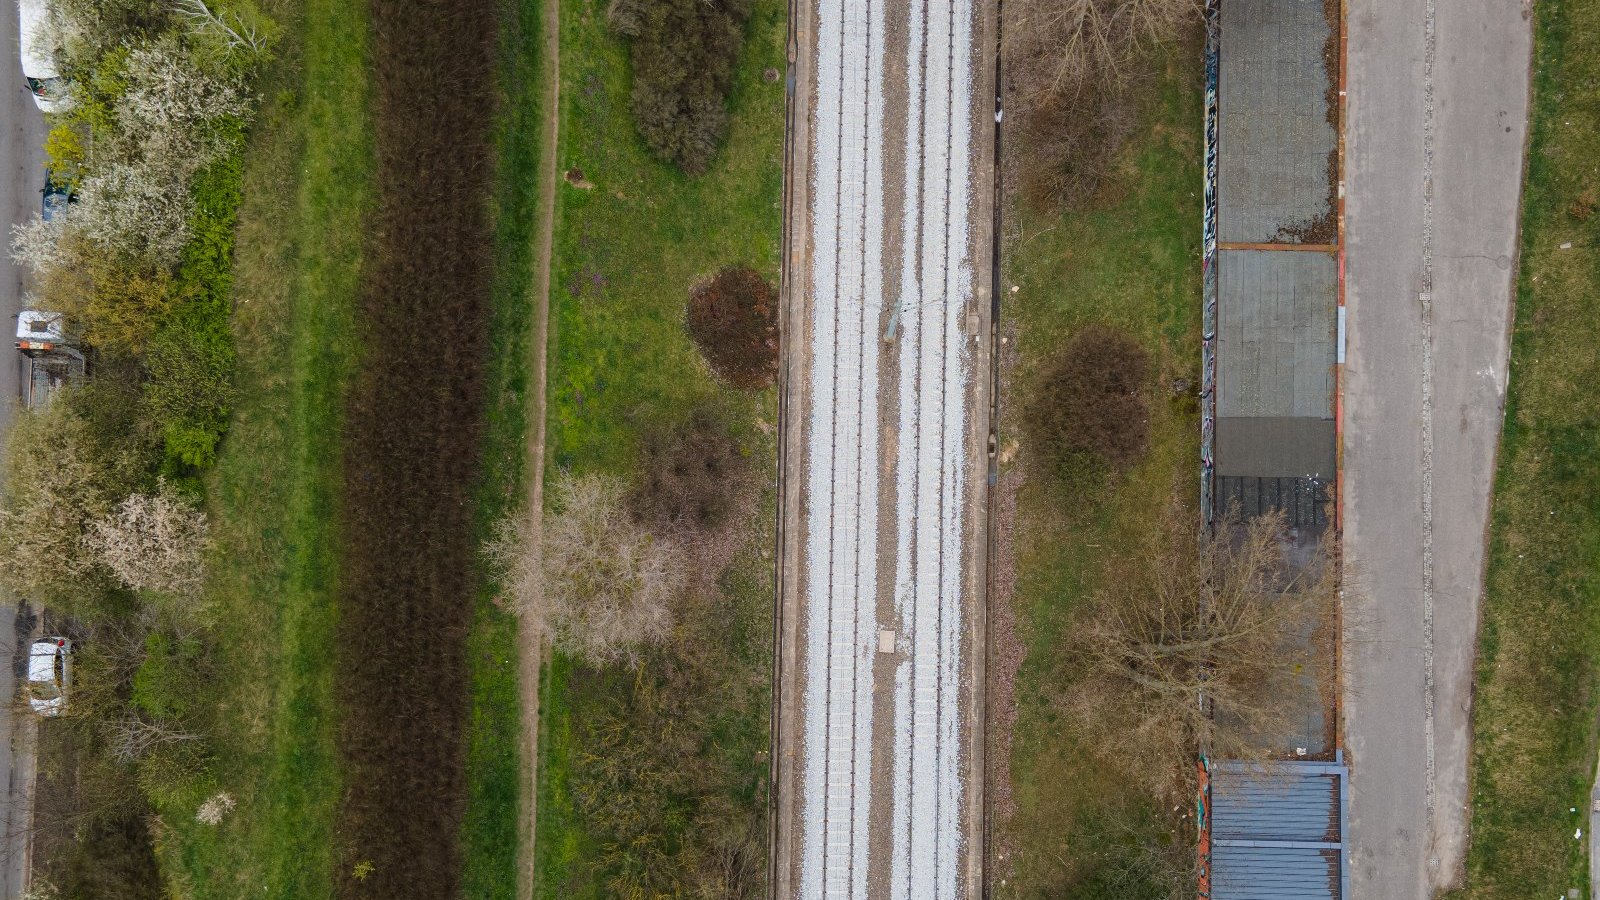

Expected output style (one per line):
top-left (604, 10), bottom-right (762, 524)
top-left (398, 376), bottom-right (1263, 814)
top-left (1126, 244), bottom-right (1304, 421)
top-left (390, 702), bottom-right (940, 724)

top-left (516, 0), bottom-right (560, 894)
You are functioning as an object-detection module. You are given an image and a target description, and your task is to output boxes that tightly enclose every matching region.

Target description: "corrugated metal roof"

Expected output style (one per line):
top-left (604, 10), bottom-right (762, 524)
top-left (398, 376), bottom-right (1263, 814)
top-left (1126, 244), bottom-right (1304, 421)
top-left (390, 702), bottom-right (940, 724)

top-left (1210, 756), bottom-right (1347, 900)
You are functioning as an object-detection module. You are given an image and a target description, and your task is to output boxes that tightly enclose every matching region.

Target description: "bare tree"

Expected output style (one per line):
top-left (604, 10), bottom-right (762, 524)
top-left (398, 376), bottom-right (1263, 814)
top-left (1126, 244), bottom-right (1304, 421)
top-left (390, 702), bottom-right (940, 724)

top-left (171, 0), bottom-right (268, 55)
top-left (105, 714), bottom-right (203, 765)
top-left (1008, 0), bottom-right (1200, 102)
top-left (1061, 508), bottom-right (1337, 800)
top-left (486, 472), bottom-right (684, 667)
top-left (1005, 0), bottom-right (1200, 211)
top-left (83, 479), bottom-right (210, 599)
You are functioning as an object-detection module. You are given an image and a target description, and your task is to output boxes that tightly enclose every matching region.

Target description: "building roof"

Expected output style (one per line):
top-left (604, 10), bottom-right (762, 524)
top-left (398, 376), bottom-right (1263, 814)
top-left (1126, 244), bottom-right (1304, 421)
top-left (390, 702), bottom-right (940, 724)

top-left (1208, 755), bottom-right (1348, 900)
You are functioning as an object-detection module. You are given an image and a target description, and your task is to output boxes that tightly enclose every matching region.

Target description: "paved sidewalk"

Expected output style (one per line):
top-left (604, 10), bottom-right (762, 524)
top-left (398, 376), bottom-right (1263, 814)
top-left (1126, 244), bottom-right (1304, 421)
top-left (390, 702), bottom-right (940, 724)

top-left (2, 1), bottom-right (48, 894)
top-left (1341, 0), bottom-right (1531, 894)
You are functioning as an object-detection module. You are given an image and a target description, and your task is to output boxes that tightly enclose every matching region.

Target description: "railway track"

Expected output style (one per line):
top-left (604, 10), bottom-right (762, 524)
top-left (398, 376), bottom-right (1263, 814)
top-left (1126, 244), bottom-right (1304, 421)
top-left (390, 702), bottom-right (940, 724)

top-left (787, 0), bottom-right (985, 896)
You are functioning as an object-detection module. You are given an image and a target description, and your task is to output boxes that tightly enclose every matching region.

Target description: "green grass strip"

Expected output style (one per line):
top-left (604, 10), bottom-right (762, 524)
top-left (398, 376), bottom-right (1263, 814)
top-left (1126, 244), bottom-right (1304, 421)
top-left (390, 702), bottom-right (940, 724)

top-left (156, 0), bottom-right (372, 892)
top-left (1451, 0), bottom-right (1600, 894)
top-left (459, 0), bottom-right (555, 892)
top-left (997, 54), bottom-right (1203, 898)
top-left (532, 0), bottom-right (785, 893)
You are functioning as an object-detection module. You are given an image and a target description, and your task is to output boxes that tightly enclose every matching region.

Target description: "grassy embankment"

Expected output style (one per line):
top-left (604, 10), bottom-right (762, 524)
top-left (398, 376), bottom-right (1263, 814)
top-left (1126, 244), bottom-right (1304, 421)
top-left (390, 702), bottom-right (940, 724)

top-left (1450, 0), bottom-right (1600, 894)
top-left (531, 0), bottom-right (785, 894)
top-left (156, 0), bottom-right (545, 893)
top-left (154, 0), bottom-right (370, 893)
top-left (996, 51), bottom-right (1203, 897)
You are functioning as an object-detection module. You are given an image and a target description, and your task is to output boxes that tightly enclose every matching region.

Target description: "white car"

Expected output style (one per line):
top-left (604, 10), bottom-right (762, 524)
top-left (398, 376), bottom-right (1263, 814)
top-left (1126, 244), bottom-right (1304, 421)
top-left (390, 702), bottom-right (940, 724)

top-left (26, 637), bottom-right (72, 716)
top-left (18, 0), bottom-right (73, 112)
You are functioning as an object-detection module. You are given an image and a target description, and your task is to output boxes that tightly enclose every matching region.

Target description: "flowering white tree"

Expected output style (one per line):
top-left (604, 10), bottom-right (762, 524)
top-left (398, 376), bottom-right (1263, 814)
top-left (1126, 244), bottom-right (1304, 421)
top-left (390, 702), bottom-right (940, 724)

top-left (55, 36), bottom-right (253, 265)
top-left (119, 42), bottom-right (251, 163)
top-left (8, 214), bottom-right (69, 276)
top-left (75, 163), bottom-right (196, 264)
top-left (487, 472), bottom-right (684, 667)
top-left (83, 479), bottom-right (210, 598)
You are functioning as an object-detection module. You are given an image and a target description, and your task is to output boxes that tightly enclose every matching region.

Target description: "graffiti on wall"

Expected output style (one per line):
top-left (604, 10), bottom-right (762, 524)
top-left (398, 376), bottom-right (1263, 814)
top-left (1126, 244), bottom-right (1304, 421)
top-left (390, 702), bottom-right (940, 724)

top-left (1200, 0), bottom-right (1221, 527)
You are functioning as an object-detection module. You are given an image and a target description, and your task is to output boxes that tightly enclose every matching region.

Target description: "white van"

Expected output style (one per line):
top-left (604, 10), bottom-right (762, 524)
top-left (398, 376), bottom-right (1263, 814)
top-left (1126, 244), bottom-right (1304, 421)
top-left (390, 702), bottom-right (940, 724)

top-left (17, 0), bottom-right (72, 111)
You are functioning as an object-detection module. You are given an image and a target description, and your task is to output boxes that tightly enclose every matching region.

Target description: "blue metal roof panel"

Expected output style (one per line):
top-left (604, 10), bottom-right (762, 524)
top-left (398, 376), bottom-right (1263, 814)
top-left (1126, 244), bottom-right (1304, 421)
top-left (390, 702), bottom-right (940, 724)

top-left (1212, 769), bottom-right (1340, 843)
top-left (1209, 759), bottom-right (1346, 900)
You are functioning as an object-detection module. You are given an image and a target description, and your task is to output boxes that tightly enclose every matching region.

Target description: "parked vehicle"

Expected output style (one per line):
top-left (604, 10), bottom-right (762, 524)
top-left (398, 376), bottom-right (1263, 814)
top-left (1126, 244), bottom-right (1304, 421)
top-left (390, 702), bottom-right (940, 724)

top-left (16, 308), bottom-right (85, 408)
top-left (26, 637), bottom-right (72, 716)
top-left (41, 171), bottom-right (74, 222)
top-left (18, 0), bottom-right (72, 111)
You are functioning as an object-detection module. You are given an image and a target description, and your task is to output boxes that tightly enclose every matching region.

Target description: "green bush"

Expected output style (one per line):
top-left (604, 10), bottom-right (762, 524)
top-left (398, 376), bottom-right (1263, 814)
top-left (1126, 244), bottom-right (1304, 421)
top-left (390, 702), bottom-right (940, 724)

top-left (128, 631), bottom-right (212, 808)
top-left (131, 631), bottom-right (204, 720)
top-left (609, 0), bottom-right (753, 175)
top-left (144, 148), bottom-right (244, 471)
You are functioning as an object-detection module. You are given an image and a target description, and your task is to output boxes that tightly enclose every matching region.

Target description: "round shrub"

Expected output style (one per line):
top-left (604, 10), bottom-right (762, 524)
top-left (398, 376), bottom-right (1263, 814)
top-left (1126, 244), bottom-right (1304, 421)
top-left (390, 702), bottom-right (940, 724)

top-left (1029, 323), bottom-right (1151, 473)
top-left (686, 265), bottom-right (779, 388)
top-left (633, 403), bottom-right (749, 531)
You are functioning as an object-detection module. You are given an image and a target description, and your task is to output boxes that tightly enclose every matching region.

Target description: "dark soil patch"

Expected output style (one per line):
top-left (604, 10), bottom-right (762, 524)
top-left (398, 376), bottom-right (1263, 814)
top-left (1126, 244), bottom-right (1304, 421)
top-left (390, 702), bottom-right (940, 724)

top-left (686, 265), bottom-right (779, 388)
top-left (1027, 324), bottom-right (1152, 475)
top-left (332, 0), bottom-right (497, 896)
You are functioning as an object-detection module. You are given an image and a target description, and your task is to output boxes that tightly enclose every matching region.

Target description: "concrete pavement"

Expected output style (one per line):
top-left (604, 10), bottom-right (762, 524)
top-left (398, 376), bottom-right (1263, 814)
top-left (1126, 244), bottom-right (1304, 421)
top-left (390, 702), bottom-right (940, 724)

top-left (1341, 0), bottom-right (1531, 894)
top-left (1591, 754), bottom-right (1600, 900)
top-left (1, 0), bottom-right (48, 894)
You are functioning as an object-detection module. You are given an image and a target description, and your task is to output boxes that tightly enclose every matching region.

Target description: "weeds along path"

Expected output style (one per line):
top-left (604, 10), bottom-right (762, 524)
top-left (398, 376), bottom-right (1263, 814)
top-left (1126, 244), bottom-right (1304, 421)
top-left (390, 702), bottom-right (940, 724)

top-left (334, 0), bottom-right (498, 895)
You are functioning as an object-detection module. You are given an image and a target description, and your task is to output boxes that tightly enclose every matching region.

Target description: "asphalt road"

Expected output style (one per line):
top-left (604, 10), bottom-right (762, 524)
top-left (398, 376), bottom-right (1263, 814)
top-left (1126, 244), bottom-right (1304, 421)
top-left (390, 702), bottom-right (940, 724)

top-left (1, 0), bottom-right (48, 895)
top-left (1342, 0), bottom-right (1532, 894)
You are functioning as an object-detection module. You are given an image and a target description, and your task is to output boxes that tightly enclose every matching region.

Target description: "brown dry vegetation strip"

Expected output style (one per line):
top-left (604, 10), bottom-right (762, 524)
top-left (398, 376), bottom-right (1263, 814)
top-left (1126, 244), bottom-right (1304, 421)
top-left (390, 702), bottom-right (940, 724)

top-left (334, 0), bottom-right (499, 896)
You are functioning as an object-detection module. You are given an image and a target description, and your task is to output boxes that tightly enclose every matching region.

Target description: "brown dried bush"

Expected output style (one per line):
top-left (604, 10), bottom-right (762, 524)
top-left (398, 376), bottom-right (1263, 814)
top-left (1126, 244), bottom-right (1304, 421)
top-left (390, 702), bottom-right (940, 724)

top-left (1006, 0), bottom-right (1200, 212)
top-left (632, 403), bottom-right (751, 531)
top-left (1013, 85), bottom-right (1140, 213)
top-left (686, 265), bottom-right (779, 389)
top-left (1061, 508), bottom-right (1338, 801)
top-left (1029, 324), bottom-right (1151, 474)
